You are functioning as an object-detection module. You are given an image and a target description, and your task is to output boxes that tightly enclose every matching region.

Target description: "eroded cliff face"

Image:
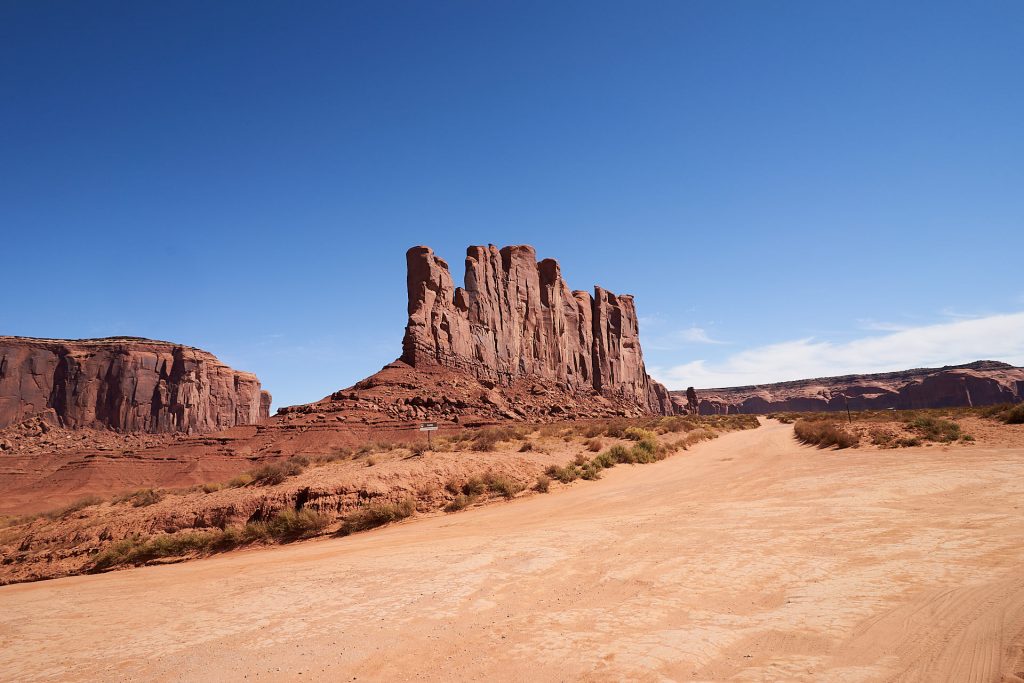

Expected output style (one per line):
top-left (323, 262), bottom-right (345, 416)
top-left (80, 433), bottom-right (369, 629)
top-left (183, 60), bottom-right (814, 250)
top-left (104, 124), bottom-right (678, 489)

top-left (0, 337), bottom-right (271, 434)
top-left (400, 245), bottom-right (673, 415)
top-left (677, 361), bottom-right (1024, 415)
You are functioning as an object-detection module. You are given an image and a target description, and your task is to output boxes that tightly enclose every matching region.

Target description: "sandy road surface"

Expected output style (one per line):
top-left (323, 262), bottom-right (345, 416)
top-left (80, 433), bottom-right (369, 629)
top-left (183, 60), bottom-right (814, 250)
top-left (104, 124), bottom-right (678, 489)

top-left (3, 420), bottom-right (1024, 682)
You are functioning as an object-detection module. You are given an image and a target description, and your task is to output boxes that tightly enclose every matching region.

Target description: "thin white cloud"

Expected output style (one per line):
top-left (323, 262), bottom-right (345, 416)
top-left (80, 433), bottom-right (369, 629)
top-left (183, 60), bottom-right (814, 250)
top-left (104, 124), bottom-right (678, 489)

top-left (650, 311), bottom-right (1024, 389)
top-left (647, 326), bottom-right (726, 350)
top-left (856, 318), bottom-right (912, 332)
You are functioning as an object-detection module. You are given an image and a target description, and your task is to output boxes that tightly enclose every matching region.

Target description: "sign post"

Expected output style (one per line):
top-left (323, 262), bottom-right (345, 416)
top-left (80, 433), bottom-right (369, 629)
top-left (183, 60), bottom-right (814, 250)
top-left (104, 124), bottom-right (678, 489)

top-left (419, 422), bottom-right (438, 451)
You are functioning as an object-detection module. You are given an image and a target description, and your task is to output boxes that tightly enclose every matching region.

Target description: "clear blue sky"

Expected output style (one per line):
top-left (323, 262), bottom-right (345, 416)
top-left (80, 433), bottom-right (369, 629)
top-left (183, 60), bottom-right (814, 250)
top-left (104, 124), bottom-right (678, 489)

top-left (3, 1), bottom-right (1022, 408)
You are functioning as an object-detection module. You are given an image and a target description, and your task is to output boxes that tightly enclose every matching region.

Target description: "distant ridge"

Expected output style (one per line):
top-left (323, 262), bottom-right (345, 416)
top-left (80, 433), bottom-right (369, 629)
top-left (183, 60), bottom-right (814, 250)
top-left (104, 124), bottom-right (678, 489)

top-left (669, 360), bottom-right (1024, 414)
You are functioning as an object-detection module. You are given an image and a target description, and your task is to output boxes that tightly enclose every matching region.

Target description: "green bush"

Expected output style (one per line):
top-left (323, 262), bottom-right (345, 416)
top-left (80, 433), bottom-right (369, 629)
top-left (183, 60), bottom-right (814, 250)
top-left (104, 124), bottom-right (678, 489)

top-left (908, 416), bottom-right (961, 442)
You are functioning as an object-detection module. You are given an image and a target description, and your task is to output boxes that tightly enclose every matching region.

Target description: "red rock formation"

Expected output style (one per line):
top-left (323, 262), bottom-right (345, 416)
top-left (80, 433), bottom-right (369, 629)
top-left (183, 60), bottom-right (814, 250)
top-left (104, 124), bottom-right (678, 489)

top-left (675, 361), bottom-right (1024, 414)
top-left (0, 337), bottom-right (271, 434)
top-left (401, 245), bottom-right (673, 415)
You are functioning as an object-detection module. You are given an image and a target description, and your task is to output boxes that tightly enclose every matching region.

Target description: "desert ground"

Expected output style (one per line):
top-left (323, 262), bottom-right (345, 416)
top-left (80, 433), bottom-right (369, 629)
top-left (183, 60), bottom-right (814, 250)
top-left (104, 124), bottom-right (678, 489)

top-left (2, 418), bottom-right (1023, 682)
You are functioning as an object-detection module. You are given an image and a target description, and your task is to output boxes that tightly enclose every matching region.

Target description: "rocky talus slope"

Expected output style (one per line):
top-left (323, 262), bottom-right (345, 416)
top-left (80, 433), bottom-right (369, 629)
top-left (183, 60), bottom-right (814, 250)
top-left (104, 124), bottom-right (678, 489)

top-left (679, 361), bottom-right (1024, 414)
top-left (0, 337), bottom-right (271, 434)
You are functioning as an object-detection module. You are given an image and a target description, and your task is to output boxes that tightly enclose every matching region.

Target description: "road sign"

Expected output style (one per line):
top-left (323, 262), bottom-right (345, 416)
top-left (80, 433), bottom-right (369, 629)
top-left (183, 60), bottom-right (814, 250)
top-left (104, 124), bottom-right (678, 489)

top-left (419, 422), bottom-right (438, 450)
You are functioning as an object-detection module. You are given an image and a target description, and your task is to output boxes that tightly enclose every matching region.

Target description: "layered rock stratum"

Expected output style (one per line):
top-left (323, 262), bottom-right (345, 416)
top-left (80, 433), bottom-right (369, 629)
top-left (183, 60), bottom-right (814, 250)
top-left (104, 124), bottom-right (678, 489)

top-left (678, 361), bottom-right (1024, 414)
top-left (400, 244), bottom-right (673, 415)
top-left (0, 336), bottom-right (271, 434)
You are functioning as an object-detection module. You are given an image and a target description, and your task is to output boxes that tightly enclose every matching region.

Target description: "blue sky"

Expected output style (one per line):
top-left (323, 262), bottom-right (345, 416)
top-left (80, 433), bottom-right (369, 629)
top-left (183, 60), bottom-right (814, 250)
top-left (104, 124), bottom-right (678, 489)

top-left (2, 1), bottom-right (1022, 408)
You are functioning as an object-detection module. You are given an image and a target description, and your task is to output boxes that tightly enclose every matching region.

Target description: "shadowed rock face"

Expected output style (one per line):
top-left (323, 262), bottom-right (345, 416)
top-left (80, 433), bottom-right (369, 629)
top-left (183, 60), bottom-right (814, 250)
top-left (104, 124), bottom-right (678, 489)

top-left (0, 337), bottom-right (271, 433)
top-left (401, 245), bottom-right (674, 415)
top-left (673, 361), bottom-right (1024, 415)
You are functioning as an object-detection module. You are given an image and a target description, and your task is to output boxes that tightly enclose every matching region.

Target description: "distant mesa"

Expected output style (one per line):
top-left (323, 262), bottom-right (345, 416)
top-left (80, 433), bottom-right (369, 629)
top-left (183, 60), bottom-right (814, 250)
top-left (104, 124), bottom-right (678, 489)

top-left (0, 336), bottom-right (271, 434)
top-left (281, 244), bottom-right (677, 425)
top-left (673, 360), bottom-right (1024, 414)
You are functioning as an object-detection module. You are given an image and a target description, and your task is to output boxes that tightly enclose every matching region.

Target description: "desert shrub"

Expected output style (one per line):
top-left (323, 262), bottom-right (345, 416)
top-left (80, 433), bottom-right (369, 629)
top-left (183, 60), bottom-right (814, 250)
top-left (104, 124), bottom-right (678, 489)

top-left (45, 495), bottom-right (104, 520)
top-left (534, 474), bottom-right (550, 493)
top-left (793, 420), bottom-right (858, 449)
top-left (624, 427), bottom-right (658, 442)
top-left (408, 442), bottom-right (428, 456)
top-left (202, 482), bottom-right (224, 494)
top-left (896, 436), bottom-right (922, 447)
top-left (444, 494), bottom-right (475, 512)
top-left (518, 442), bottom-right (534, 452)
top-left (461, 476), bottom-right (488, 496)
top-left (591, 450), bottom-right (616, 469)
top-left (365, 456), bottom-right (377, 467)
top-left (115, 488), bottom-right (164, 507)
top-left (657, 417), bottom-right (692, 433)
top-left (538, 424), bottom-right (568, 438)
top-left (1002, 404), bottom-right (1024, 424)
top-left (249, 459), bottom-right (306, 486)
top-left (263, 508), bottom-right (329, 540)
top-left (581, 423), bottom-right (605, 438)
top-left (580, 462), bottom-right (602, 480)
top-left (471, 426), bottom-right (523, 451)
top-left (603, 419), bottom-right (629, 438)
top-left (228, 473), bottom-right (254, 488)
top-left (339, 497), bottom-right (416, 535)
top-left (630, 438), bottom-right (660, 463)
top-left (908, 416), bottom-right (961, 443)
top-left (545, 464), bottom-right (580, 484)
top-left (55, 496), bottom-right (103, 517)
top-left (602, 446), bottom-right (634, 466)
top-left (91, 530), bottom-right (222, 571)
top-left (585, 437), bottom-right (603, 452)
top-left (572, 453), bottom-right (590, 466)
top-left (960, 434), bottom-right (976, 442)
top-left (484, 472), bottom-right (525, 499)
top-left (868, 428), bottom-right (896, 448)
top-left (678, 428), bottom-right (716, 450)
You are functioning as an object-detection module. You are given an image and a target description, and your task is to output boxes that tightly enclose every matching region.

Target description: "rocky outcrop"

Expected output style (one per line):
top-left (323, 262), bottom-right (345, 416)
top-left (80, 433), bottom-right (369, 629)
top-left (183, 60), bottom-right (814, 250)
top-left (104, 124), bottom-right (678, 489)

top-left (0, 337), bottom-right (271, 434)
top-left (401, 245), bottom-right (673, 415)
top-left (677, 361), bottom-right (1024, 414)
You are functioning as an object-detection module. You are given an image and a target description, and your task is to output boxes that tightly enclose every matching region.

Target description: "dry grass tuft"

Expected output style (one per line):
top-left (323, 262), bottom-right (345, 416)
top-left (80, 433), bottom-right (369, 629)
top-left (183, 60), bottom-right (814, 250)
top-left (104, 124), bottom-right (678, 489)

top-left (339, 497), bottom-right (416, 535)
top-left (794, 420), bottom-right (858, 449)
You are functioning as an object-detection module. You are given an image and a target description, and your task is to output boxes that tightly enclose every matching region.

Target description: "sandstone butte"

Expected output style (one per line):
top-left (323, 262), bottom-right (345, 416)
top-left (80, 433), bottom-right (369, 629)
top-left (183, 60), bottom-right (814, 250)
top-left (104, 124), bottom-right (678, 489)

top-left (400, 244), bottom-right (674, 415)
top-left (680, 360), bottom-right (1024, 414)
top-left (0, 336), bottom-right (271, 435)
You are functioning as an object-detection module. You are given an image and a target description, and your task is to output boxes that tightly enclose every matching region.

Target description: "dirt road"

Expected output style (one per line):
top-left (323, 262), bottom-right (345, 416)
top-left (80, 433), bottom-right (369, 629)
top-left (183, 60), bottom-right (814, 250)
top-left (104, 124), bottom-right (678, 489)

top-left (3, 420), bottom-right (1024, 682)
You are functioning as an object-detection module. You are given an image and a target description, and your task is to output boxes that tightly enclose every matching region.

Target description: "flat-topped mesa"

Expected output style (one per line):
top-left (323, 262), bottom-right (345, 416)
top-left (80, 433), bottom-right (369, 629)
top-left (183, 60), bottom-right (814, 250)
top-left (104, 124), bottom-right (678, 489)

top-left (401, 244), bottom-right (673, 415)
top-left (0, 336), bottom-right (271, 434)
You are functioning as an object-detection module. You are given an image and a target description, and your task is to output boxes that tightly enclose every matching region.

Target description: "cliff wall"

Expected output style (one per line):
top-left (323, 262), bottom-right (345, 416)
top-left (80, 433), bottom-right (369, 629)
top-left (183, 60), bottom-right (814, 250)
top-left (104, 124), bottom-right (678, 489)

top-left (400, 245), bottom-right (672, 415)
top-left (0, 336), bottom-right (271, 433)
